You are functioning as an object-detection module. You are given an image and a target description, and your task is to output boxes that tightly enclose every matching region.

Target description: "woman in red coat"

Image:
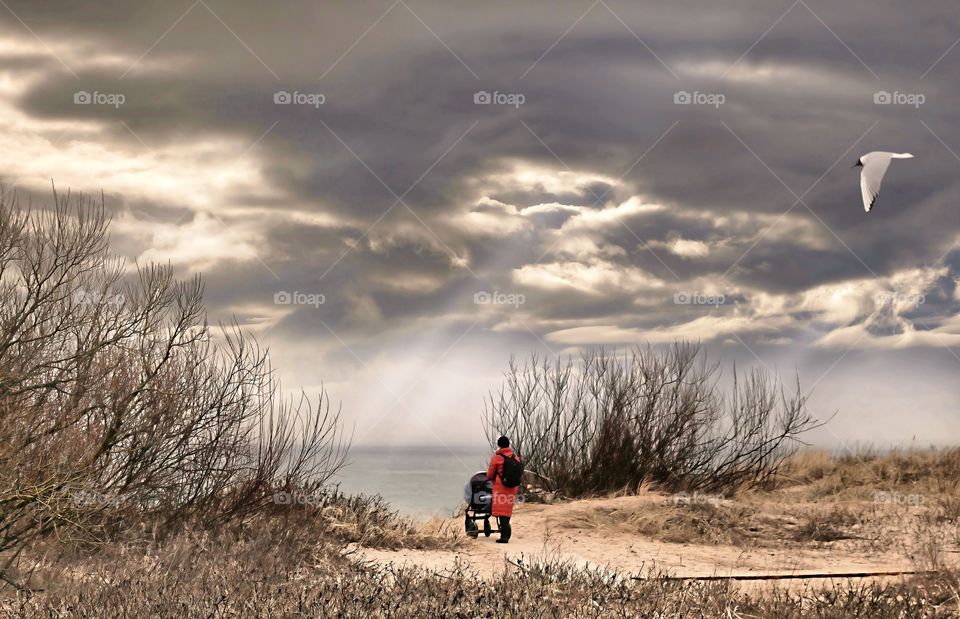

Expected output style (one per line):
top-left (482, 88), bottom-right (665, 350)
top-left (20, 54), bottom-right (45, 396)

top-left (486, 435), bottom-right (520, 543)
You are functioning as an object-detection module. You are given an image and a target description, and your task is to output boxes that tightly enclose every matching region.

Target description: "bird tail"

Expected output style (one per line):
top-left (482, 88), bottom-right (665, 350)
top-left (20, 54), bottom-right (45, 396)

top-left (891, 153), bottom-right (914, 158)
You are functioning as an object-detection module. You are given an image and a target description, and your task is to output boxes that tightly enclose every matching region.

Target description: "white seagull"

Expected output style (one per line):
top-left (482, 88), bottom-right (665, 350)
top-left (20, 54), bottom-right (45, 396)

top-left (854, 151), bottom-right (913, 213)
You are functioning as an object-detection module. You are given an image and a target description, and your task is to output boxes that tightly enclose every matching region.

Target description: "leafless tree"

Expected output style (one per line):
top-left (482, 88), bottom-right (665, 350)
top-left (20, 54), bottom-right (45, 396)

top-left (484, 343), bottom-right (821, 497)
top-left (0, 187), bottom-right (349, 574)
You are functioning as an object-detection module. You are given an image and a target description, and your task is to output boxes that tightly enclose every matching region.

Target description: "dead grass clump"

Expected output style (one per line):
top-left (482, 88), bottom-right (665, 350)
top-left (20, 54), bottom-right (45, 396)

top-left (639, 502), bottom-right (744, 545)
top-left (794, 507), bottom-right (859, 543)
top-left (776, 449), bottom-right (837, 484)
top-left (905, 519), bottom-right (950, 573)
top-left (264, 489), bottom-right (461, 551)
top-left (932, 496), bottom-right (960, 525)
top-left (794, 521), bottom-right (850, 543)
top-left (558, 499), bottom-right (752, 546)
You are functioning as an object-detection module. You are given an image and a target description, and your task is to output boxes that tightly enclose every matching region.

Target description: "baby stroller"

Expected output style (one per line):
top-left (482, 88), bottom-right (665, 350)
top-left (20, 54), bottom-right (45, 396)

top-left (463, 471), bottom-right (499, 538)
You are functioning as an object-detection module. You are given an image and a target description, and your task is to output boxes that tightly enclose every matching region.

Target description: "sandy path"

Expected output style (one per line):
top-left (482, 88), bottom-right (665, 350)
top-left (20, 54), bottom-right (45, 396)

top-left (357, 494), bottom-right (915, 580)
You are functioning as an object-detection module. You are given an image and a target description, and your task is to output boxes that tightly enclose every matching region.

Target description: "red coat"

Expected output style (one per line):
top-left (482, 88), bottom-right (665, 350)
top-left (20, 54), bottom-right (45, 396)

top-left (486, 447), bottom-right (521, 517)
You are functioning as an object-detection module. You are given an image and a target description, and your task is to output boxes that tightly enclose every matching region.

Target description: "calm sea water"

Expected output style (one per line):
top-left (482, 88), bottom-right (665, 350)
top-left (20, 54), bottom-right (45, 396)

top-left (333, 444), bottom-right (492, 518)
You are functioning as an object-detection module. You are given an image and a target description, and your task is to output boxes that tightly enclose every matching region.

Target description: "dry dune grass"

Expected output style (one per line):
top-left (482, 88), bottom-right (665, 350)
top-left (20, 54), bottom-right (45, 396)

top-left (535, 449), bottom-right (960, 561)
top-left (3, 533), bottom-right (959, 618)
top-left (294, 491), bottom-right (463, 550)
top-left (552, 493), bottom-right (862, 550)
top-left (775, 447), bottom-right (960, 497)
top-left (556, 496), bottom-right (754, 545)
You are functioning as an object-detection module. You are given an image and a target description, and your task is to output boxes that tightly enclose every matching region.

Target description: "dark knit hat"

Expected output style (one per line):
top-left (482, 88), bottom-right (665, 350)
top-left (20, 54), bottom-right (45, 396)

top-left (497, 436), bottom-right (510, 448)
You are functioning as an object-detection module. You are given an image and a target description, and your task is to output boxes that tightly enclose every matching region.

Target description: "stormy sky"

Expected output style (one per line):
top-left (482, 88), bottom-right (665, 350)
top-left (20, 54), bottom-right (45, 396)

top-left (2, 0), bottom-right (959, 448)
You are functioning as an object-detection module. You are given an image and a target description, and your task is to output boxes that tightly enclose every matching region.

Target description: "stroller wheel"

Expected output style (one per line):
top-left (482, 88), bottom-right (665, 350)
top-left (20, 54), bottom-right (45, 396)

top-left (465, 515), bottom-right (479, 538)
top-left (483, 518), bottom-right (492, 537)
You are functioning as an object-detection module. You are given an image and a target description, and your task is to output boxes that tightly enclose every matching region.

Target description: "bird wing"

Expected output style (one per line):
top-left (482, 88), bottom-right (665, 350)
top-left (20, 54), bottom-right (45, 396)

top-left (860, 155), bottom-right (892, 213)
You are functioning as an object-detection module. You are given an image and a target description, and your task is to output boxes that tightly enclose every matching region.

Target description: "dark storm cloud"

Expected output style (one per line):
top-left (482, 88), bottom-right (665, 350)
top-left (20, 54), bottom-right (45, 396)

top-left (3, 0), bottom-right (960, 443)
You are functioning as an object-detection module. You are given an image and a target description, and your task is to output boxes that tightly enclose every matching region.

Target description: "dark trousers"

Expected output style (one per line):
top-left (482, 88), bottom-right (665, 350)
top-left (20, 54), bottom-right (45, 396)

top-left (497, 516), bottom-right (511, 540)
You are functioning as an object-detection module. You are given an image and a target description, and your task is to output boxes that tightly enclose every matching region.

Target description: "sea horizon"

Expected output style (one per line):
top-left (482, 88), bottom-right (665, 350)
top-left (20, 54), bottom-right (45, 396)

top-left (333, 443), bottom-right (493, 518)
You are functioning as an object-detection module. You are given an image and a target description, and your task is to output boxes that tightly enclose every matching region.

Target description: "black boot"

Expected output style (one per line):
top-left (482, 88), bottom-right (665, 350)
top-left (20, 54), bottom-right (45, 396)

top-left (497, 516), bottom-right (511, 543)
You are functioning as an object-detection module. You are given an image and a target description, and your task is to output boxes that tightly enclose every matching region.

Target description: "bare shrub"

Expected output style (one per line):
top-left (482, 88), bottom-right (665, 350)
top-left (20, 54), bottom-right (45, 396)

top-left (0, 188), bottom-right (348, 574)
top-left (484, 343), bottom-right (821, 497)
